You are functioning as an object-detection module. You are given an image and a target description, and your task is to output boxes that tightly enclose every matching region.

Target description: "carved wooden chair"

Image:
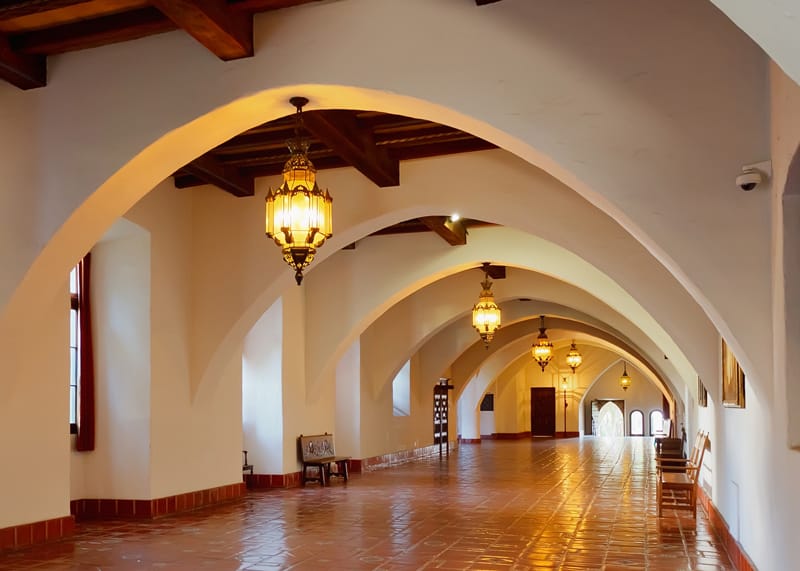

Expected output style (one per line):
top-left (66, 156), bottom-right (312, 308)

top-left (656, 431), bottom-right (708, 517)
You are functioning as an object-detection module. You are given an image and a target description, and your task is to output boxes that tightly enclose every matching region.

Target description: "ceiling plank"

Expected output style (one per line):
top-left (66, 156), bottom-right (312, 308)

top-left (151, 0), bottom-right (252, 60)
top-left (179, 154), bottom-right (254, 197)
top-left (301, 110), bottom-right (399, 188)
top-left (13, 7), bottom-right (174, 55)
top-left (0, 31), bottom-right (44, 88)
top-left (419, 216), bottom-right (467, 246)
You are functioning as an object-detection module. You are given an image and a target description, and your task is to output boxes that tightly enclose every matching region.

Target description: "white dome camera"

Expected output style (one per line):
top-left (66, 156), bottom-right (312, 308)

top-left (736, 169), bottom-right (762, 191)
top-left (736, 161), bottom-right (771, 192)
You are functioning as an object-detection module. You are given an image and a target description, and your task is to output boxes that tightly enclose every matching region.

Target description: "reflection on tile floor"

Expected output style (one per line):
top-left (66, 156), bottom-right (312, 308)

top-left (0, 438), bottom-right (733, 570)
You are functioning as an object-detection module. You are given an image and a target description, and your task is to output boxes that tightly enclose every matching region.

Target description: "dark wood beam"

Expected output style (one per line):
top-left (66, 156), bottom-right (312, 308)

top-left (0, 31), bottom-right (44, 88)
top-left (151, 0), bottom-right (252, 60)
top-left (13, 7), bottom-right (174, 55)
top-left (229, 0), bottom-right (323, 12)
top-left (301, 110), bottom-right (400, 188)
top-left (419, 216), bottom-right (467, 246)
top-left (486, 265), bottom-right (506, 280)
top-left (0, 0), bottom-right (94, 20)
top-left (179, 154), bottom-right (254, 197)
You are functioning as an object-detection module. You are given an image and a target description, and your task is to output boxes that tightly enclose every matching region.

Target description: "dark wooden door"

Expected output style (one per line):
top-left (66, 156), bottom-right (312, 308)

top-left (531, 387), bottom-right (556, 436)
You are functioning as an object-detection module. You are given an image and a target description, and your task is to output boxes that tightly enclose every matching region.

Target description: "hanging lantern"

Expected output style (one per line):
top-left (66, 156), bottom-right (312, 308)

top-left (532, 315), bottom-right (553, 371)
top-left (472, 262), bottom-right (501, 347)
top-left (565, 340), bottom-right (583, 372)
top-left (265, 97), bottom-right (333, 285)
top-left (619, 361), bottom-right (632, 391)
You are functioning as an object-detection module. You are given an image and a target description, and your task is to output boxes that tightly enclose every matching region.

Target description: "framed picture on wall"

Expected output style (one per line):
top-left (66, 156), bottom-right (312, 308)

top-left (721, 339), bottom-right (746, 408)
top-left (697, 377), bottom-right (708, 408)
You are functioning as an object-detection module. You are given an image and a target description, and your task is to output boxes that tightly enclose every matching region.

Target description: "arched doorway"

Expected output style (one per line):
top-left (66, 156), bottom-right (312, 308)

top-left (596, 402), bottom-right (624, 437)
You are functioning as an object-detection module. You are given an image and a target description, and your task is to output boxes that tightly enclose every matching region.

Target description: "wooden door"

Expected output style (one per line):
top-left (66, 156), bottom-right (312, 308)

top-left (531, 387), bottom-right (556, 436)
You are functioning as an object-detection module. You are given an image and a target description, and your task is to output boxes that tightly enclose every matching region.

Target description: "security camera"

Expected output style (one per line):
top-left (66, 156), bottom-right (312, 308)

top-left (736, 169), bottom-right (762, 191)
top-left (736, 160), bottom-right (771, 192)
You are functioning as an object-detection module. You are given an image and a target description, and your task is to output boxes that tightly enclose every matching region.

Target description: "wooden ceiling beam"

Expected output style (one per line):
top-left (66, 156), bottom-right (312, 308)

top-left (151, 0), bottom-right (252, 60)
top-left (0, 31), bottom-right (44, 88)
top-left (301, 110), bottom-right (400, 188)
top-left (13, 7), bottom-right (174, 55)
top-left (229, 0), bottom-right (323, 12)
top-left (0, 1), bottom-right (94, 20)
top-left (486, 265), bottom-right (506, 280)
top-left (179, 154), bottom-right (254, 197)
top-left (419, 216), bottom-right (467, 246)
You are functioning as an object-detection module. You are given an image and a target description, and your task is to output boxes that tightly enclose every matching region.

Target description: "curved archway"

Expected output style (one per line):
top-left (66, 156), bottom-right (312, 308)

top-left (0, 0), bottom-right (769, 404)
top-left (597, 402), bottom-right (624, 438)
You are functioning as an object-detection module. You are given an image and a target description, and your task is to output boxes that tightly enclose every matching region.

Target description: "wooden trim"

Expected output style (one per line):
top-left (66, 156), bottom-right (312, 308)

top-left (555, 431), bottom-right (580, 439)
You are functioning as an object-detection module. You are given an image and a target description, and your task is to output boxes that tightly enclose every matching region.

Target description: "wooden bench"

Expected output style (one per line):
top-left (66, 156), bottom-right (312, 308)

top-left (656, 431), bottom-right (708, 517)
top-left (298, 433), bottom-right (350, 486)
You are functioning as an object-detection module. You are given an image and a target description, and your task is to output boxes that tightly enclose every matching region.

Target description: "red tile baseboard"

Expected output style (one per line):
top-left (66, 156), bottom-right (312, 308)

top-left (353, 443), bottom-right (456, 473)
top-left (697, 486), bottom-right (756, 571)
top-left (0, 515), bottom-right (74, 552)
top-left (245, 443), bottom-right (459, 484)
top-left (245, 472), bottom-right (302, 489)
top-left (493, 431), bottom-right (532, 440)
top-left (70, 482), bottom-right (246, 522)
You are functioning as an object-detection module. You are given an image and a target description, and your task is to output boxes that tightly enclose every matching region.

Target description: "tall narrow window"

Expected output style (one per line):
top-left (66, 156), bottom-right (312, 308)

top-left (71, 254), bottom-right (95, 451)
top-left (392, 361), bottom-right (411, 417)
top-left (630, 410), bottom-right (644, 436)
top-left (650, 409), bottom-right (664, 436)
top-left (69, 266), bottom-right (80, 434)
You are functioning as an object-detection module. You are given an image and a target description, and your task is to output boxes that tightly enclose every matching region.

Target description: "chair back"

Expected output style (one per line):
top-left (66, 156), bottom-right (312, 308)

top-left (687, 432), bottom-right (709, 482)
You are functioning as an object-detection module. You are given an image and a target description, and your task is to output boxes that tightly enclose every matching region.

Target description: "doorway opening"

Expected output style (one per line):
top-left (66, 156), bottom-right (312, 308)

top-left (596, 402), bottom-right (624, 437)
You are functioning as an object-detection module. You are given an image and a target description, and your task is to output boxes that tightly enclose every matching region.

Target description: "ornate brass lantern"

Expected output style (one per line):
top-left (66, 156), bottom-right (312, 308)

top-left (265, 97), bottom-right (333, 285)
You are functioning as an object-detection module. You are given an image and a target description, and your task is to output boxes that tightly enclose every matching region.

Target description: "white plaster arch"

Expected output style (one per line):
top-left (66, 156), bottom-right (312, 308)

top-left (709, 0), bottom-right (800, 86)
top-left (0, 0), bottom-right (771, 403)
top-left (304, 221), bottom-right (708, 405)
top-left (577, 356), bottom-right (671, 414)
top-left (359, 268), bottom-right (686, 403)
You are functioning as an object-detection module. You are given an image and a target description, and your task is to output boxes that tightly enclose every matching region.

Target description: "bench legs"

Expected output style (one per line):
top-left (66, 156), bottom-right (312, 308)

top-left (302, 463), bottom-right (328, 486)
top-left (330, 459), bottom-right (348, 482)
top-left (302, 460), bottom-right (349, 486)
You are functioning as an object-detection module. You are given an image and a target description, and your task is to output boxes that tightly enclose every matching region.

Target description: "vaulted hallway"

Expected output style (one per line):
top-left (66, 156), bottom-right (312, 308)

top-left (0, 439), bottom-right (731, 570)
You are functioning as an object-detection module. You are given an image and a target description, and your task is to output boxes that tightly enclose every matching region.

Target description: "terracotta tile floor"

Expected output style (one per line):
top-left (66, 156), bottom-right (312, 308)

top-left (0, 438), bottom-right (733, 570)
